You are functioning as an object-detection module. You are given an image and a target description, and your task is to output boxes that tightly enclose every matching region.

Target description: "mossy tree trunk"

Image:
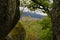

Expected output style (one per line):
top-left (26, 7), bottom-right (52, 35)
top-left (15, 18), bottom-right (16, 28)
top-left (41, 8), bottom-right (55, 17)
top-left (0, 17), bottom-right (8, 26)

top-left (0, 0), bottom-right (26, 40)
top-left (51, 0), bottom-right (60, 40)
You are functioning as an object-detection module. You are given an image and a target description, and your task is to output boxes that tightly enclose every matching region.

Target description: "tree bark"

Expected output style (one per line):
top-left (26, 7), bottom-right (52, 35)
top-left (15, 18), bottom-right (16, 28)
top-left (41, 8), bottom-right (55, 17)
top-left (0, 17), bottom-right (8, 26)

top-left (51, 0), bottom-right (60, 40)
top-left (0, 0), bottom-right (26, 40)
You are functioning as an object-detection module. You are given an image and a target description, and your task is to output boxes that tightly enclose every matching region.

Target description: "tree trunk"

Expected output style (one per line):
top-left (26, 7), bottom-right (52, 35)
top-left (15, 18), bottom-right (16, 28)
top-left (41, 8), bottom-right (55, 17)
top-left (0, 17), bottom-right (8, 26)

top-left (51, 0), bottom-right (60, 40)
top-left (0, 0), bottom-right (26, 40)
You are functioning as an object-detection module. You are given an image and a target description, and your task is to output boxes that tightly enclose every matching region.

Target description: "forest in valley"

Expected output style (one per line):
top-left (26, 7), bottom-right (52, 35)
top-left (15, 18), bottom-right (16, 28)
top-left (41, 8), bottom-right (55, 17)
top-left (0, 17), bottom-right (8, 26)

top-left (0, 0), bottom-right (60, 40)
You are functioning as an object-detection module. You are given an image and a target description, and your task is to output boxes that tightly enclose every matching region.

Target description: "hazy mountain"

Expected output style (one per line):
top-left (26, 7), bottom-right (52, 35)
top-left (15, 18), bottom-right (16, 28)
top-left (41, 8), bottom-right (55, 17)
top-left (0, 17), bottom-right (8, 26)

top-left (20, 12), bottom-right (47, 20)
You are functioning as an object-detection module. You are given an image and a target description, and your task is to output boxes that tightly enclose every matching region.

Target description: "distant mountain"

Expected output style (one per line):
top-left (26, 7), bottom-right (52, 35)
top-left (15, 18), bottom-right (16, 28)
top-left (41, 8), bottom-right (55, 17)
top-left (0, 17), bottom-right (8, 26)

top-left (20, 12), bottom-right (47, 20)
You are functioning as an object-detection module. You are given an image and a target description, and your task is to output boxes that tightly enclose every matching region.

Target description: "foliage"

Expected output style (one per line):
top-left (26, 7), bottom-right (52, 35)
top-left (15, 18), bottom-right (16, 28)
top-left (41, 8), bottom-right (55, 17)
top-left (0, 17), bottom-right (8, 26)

top-left (20, 17), bottom-right (42, 40)
top-left (39, 28), bottom-right (53, 40)
top-left (8, 16), bottom-right (53, 40)
top-left (38, 17), bottom-right (52, 29)
top-left (27, 0), bottom-right (53, 12)
top-left (37, 17), bottom-right (53, 40)
top-left (21, 16), bottom-right (53, 40)
top-left (20, 0), bottom-right (30, 7)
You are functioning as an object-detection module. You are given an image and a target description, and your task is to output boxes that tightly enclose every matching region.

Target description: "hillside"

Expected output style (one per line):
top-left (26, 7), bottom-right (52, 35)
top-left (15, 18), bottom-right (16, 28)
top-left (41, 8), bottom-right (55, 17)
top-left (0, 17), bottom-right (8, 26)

top-left (20, 11), bottom-right (47, 20)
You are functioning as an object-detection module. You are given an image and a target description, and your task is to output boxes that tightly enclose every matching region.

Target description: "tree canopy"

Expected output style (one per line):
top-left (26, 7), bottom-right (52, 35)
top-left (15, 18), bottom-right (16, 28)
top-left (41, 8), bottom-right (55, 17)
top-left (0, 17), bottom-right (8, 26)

top-left (21, 0), bottom-right (53, 15)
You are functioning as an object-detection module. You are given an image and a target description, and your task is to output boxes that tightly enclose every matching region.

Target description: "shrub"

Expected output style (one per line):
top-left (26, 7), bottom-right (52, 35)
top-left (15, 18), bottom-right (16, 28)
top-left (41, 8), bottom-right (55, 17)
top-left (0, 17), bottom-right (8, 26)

top-left (37, 17), bottom-right (53, 40)
top-left (8, 16), bottom-right (53, 40)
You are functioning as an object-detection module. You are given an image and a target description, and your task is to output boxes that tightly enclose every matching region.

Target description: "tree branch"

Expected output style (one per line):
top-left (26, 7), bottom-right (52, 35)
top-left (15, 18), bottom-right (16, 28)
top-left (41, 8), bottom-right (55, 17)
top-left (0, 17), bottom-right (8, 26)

top-left (31, 0), bottom-right (51, 14)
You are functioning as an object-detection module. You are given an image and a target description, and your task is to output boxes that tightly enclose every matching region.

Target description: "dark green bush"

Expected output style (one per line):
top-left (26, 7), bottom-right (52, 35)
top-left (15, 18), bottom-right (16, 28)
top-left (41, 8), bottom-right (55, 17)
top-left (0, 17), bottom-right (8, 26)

top-left (37, 17), bottom-right (53, 40)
